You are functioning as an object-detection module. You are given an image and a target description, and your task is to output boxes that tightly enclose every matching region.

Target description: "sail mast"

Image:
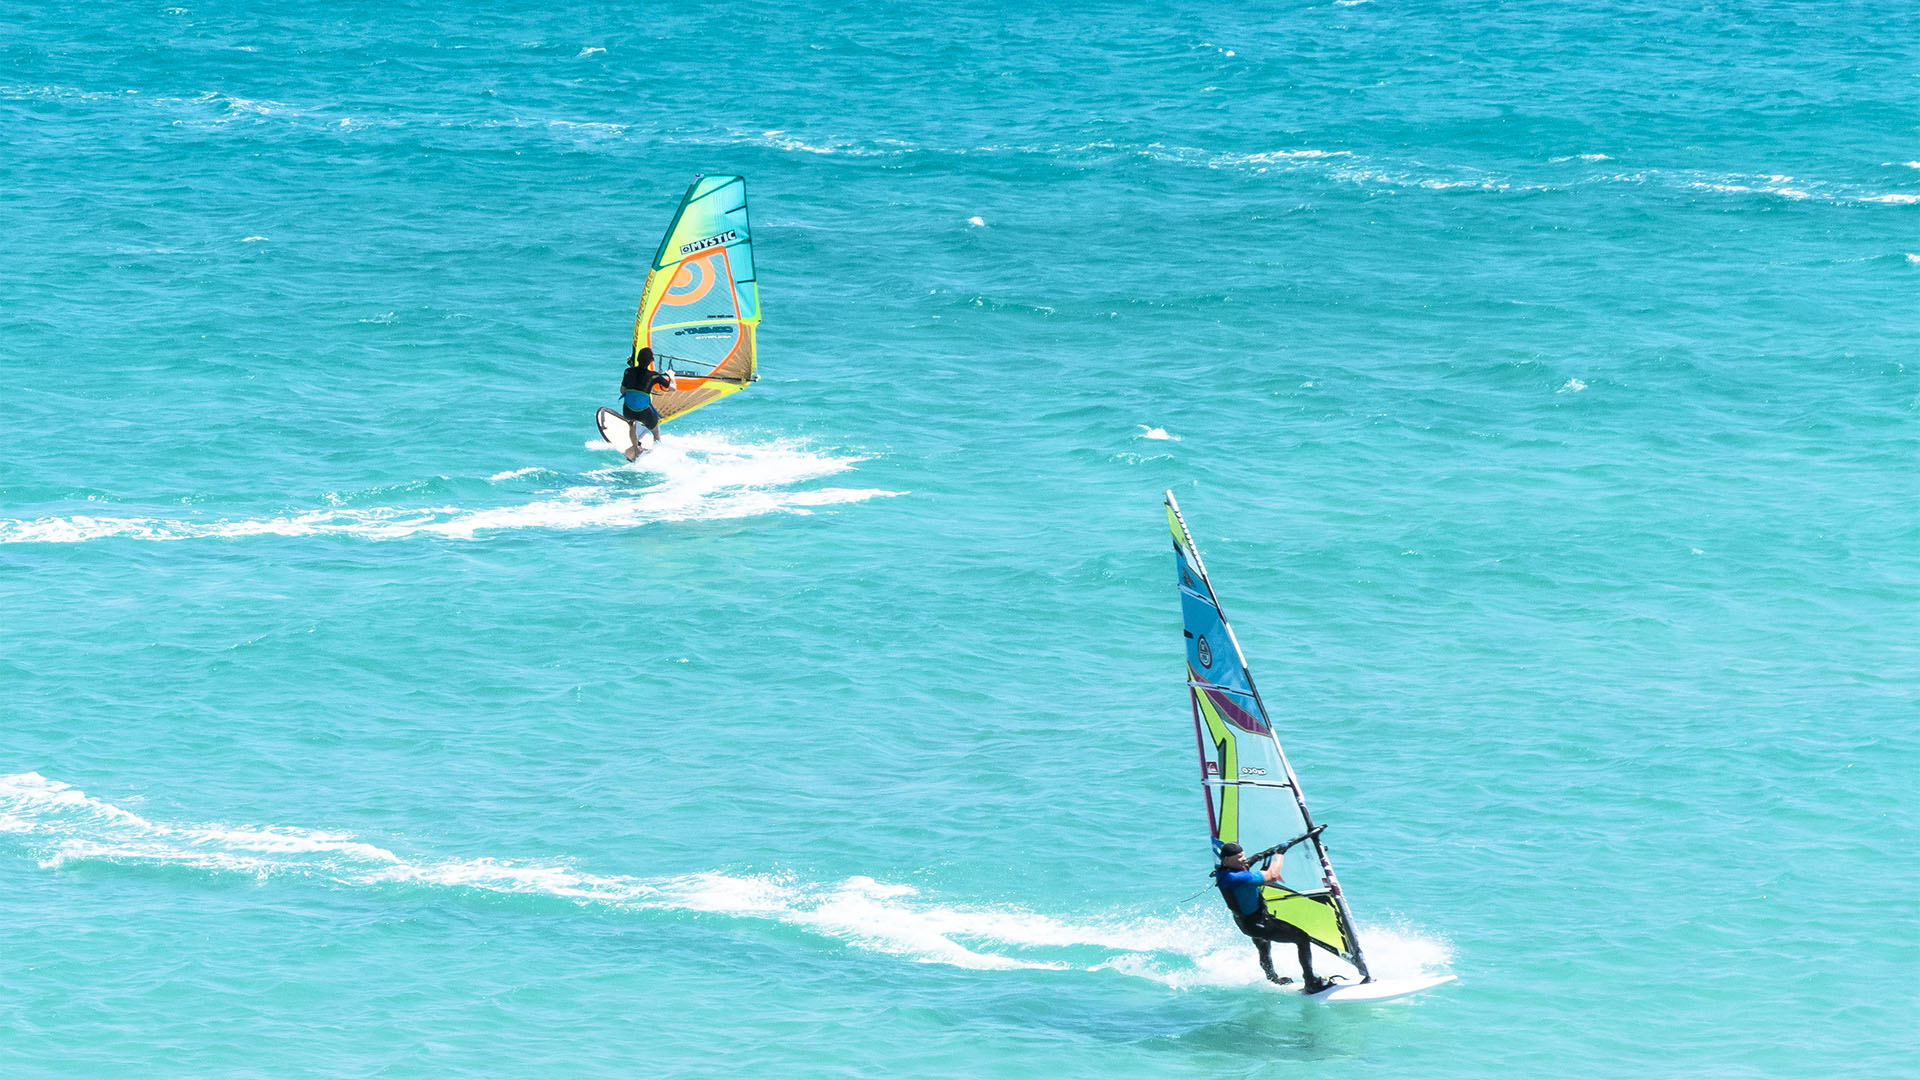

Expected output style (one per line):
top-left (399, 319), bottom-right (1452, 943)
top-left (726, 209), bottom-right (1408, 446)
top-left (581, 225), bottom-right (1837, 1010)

top-left (1166, 490), bottom-right (1371, 981)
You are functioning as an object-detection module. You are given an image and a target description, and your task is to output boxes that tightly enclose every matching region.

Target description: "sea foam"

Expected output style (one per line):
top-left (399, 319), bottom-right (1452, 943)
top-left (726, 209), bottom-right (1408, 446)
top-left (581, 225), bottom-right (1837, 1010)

top-left (0, 433), bottom-right (902, 544)
top-left (2, 773), bottom-right (1452, 987)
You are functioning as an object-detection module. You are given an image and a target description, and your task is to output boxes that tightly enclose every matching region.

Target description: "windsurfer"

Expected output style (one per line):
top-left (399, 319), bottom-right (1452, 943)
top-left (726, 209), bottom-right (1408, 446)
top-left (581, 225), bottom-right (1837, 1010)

top-left (1214, 841), bottom-right (1333, 993)
top-left (620, 346), bottom-right (676, 446)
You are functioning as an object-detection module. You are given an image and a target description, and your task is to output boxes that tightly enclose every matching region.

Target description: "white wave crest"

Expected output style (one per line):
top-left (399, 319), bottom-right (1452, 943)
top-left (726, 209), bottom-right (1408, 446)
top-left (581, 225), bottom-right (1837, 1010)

top-left (1138, 426), bottom-right (1180, 441)
top-left (0, 433), bottom-right (901, 544)
top-left (755, 129), bottom-right (881, 156)
top-left (547, 119), bottom-right (625, 139)
top-left (1691, 174), bottom-right (1815, 200)
top-left (2, 773), bottom-right (1452, 986)
top-left (1205, 148), bottom-right (1350, 170)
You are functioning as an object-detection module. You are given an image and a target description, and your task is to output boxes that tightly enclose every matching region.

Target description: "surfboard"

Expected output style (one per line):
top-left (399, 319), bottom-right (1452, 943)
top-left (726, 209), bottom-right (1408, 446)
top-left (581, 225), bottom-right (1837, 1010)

top-left (595, 407), bottom-right (653, 462)
top-left (1305, 973), bottom-right (1456, 1003)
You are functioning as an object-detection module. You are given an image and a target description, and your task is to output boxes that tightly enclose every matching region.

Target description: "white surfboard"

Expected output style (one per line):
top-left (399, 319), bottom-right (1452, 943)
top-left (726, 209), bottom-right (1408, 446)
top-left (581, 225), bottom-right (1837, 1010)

top-left (595, 407), bottom-right (655, 462)
top-left (1305, 973), bottom-right (1455, 1003)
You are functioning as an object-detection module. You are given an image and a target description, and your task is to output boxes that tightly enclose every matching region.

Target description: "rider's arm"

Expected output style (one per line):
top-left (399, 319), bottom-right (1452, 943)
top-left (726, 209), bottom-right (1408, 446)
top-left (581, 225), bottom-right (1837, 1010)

top-left (1218, 867), bottom-right (1262, 889)
top-left (1262, 861), bottom-right (1285, 885)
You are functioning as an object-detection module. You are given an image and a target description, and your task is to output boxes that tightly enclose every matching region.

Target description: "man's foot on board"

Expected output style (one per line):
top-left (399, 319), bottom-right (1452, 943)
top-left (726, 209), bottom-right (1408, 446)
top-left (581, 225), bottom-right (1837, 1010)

top-left (1265, 973), bottom-right (1295, 986)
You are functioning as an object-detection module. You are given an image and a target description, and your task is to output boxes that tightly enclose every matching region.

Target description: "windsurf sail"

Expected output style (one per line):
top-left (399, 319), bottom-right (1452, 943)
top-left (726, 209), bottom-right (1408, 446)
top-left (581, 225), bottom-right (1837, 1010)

top-left (630, 174), bottom-right (760, 424)
top-left (1167, 491), bottom-right (1371, 980)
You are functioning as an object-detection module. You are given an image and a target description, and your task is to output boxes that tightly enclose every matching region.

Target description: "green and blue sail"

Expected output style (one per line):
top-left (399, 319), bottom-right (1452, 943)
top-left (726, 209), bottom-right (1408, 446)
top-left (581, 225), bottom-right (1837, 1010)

top-left (1167, 491), bottom-right (1370, 977)
top-left (630, 174), bottom-right (761, 425)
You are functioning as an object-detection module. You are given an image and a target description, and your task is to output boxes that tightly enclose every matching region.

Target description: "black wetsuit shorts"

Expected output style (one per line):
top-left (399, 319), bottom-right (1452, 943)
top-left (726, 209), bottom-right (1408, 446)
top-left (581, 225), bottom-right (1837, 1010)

top-left (1235, 909), bottom-right (1312, 947)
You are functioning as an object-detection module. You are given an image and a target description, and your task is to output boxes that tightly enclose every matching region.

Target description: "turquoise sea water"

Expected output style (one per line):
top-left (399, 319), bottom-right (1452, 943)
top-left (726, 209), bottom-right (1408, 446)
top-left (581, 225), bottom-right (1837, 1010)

top-left (4, 2), bottom-right (1916, 1076)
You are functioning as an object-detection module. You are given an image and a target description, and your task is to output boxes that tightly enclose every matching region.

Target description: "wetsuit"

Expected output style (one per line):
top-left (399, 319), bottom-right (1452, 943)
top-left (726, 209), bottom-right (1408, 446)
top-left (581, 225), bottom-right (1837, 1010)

top-left (620, 364), bottom-right (673, 427)
top-left (1217, 866), bottom-right (1319, 986)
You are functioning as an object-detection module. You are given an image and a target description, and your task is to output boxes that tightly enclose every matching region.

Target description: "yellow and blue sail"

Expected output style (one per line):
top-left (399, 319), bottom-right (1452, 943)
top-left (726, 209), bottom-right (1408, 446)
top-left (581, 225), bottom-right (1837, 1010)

top-left (631, 174), bottom-right (760, 424)
top-left (1167, 491), bottom-right (1369, 975)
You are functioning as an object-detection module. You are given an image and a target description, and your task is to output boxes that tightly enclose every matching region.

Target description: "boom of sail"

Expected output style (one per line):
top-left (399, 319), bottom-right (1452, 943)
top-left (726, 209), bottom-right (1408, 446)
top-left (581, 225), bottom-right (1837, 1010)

top-left (631, 174), bottom-right (760, 424)
top-left (1166, 491), bottom-right (1370, 979)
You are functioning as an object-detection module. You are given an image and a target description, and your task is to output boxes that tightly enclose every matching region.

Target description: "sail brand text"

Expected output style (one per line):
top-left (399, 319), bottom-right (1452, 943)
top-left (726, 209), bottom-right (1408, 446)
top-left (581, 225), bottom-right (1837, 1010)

top-left (1240, 767), bottom-right (1267, 776)
top-left (679, 230), bottom-right (737, 255)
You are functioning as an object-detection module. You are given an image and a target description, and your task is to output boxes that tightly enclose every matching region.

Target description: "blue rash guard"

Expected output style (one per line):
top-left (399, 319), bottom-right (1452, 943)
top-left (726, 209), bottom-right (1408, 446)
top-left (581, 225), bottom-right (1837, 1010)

top-left (1217, 867), bottom-right (1267, 917)
top-left (620, 365), bottom-right (671, 419)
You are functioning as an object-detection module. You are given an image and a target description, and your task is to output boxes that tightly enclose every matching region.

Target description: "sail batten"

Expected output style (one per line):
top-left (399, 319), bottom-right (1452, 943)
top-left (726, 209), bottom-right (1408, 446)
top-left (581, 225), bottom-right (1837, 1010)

top-left (1201, 779), bottom-right (1298, 791)
top-left (1166, 491), bottom-right (1371, 979)
top-left (631, 174), bottom-right (760, 425)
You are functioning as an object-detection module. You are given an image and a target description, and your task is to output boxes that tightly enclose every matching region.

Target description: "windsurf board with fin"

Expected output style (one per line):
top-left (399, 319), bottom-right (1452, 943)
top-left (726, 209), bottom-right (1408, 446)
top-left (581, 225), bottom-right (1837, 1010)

top-left (596, 406), bottom-right (654, 462)
top-left (1304, 973), bottom-right (1457, 1003)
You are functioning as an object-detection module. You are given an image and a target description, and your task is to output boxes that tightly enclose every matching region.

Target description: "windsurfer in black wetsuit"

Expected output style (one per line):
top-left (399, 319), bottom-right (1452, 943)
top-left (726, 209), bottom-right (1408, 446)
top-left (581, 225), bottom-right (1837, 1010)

top-left (620, 346), bottom-right (676, 449)
top-left (1214, 841), bottom-right (1334, 993)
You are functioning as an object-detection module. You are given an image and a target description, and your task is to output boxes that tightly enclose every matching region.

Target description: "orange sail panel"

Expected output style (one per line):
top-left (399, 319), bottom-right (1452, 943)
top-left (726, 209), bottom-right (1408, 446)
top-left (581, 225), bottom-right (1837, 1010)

top-left (631, 175), bottom-right (760, 424)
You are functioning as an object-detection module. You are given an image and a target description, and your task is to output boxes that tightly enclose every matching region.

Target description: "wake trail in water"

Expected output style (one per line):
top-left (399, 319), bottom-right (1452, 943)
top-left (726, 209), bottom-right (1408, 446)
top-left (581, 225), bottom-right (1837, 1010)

top-left (1, 773), bottom-right (1451, 987)
top-left (0, 433), bottom-right (903, 544)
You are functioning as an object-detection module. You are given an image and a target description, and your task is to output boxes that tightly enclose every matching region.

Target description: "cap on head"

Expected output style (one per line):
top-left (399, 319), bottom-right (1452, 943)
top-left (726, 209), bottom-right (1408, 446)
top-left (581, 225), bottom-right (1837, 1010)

top-left (632, 346), bottom-right (655, 367)
top-left (1218, 842), bottom-right (1244, 862)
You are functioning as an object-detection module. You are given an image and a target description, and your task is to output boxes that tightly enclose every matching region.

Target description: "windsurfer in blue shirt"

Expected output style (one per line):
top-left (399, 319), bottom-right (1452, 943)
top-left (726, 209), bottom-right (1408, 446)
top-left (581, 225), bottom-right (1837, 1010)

top-left (1215, 841), bottom-right (1334, 993)
top-left (619, 346), bottom-right (676, 449)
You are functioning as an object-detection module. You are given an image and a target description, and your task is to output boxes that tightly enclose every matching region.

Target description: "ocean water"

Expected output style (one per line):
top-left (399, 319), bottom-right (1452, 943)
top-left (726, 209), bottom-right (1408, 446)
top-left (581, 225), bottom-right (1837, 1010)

top-left (3, 1), bottom-right (1916, 1076)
